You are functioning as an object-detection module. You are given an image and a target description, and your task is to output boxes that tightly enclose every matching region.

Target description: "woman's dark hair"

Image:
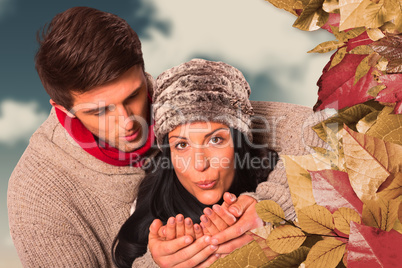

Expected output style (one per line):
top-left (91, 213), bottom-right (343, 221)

top-left (112, 129), bottom-right (277, 267)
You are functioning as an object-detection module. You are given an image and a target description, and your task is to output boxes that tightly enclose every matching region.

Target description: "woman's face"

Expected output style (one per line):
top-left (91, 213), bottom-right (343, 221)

top-left (168, 122), bottom-right (235, 205)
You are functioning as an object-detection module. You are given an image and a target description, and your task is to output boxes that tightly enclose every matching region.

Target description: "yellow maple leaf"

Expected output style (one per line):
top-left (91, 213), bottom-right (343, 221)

top-left (339, 0), bottom-right (372, 31)
top-left (366, 106), bottom-right (402, 146)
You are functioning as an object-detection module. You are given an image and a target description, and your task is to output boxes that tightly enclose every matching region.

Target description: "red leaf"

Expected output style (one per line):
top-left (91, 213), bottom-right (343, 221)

top-left (314, 32), bottom-right (377, 111)
top-left (321, 13), bottom-right (340, 33)
top-left (376, 74), bottom-right (402, 114)
top-left (310, 169), bottom-right (363, 214)
top-left (348, 222), bottom-right (402, 267)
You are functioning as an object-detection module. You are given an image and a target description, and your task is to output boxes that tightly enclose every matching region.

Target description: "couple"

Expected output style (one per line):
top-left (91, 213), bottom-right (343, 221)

top-left (7, 6), bottom-right (301, 268)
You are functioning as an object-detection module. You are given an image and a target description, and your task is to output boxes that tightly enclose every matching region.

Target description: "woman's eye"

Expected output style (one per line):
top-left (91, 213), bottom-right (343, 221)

top-left (175, 142), bottom-right (188, 150)
top-left (94, 109), bottom-right (106, 116)
top-left (210, 137), bottom-right (223, 144)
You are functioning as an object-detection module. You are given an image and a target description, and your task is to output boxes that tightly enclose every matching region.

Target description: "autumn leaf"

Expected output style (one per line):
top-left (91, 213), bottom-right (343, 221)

top-left (266, 225), bottom-right (307, 254)
top-left (263, 0), bottom-right (298, 16)
top-left (293, 0), bottom-right (329, 31)
top-left (348, 45), bottom-right (374, 55)
top-left (348, 221), bottom-right (402, 267)
top-left (333, 207), bottom-right (362, 234)
top-left (339, 0), bottom-right (372, 31)
top-left (256, 200), bottom-right (286, 224)
top-left (377, 173), bottom-right (402, 200)
top-left (322, 0), bottom-right (339, 13)
top-left (308, 40), bottom-right (344, 53)
top-left (310, 169), bottom-right (363, 214)
top-left (261, 246), bottom-right (310, 268)
top-left (297, 204), bottom-right (335, 234)
top-left (355, 110), bottom-right (380, 133)
top-left (329, 46), bottom-right (347, 69)
top-left (320, 13), bottom-right (341, 33)
top-left (362, 198), bottom-right (400, 231)
top-left (374, 74), bottom-right (402, 114)
top-left (366, 28), bottom-right (385, 41)
top-left (248, 227), bottom-right (279, 261)
top-left (282, 154), bottom-right (333, 211)
top-left (312, 100), bottom-right (383, 140)
top-left (366, 106), bottom-right (402, 144)
top-left (304, 238), bottom-right (346, 268)
top-left (209, 240), bottom-right (269, 268)
top-left (342, 126), bottom-right (397, 201)
top-left (370, 34), bottom-right (402, 73)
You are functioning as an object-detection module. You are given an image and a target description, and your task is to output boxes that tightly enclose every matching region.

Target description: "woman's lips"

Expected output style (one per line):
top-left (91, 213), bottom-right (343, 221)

top-left (195, 180), bottom-right (217, 190)
top-left (122, 129), bottom-right (140, 142)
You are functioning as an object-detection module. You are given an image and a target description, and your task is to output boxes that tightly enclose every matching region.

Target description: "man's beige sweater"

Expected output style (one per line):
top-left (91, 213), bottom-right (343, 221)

top-left (7, 101), bottom-right (324, 267)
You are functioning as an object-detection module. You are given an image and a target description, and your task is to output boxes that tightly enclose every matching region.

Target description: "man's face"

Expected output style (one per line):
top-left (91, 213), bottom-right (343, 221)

top-left (70, 65), bottom-right (149, 152)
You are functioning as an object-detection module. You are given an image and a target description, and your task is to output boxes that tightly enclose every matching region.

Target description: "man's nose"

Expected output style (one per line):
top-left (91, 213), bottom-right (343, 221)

top-left (116, 105), bottom-right (135, 131)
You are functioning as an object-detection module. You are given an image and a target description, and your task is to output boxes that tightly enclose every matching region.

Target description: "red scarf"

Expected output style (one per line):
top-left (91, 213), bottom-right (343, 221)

top-left (55, 108), bottom-right (154, 167)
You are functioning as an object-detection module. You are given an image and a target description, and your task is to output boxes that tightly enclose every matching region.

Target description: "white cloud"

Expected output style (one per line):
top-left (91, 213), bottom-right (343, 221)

top-left (0, 99), bottom-right (48, 145)
top-left (139, 0), bottom-right (333, 107)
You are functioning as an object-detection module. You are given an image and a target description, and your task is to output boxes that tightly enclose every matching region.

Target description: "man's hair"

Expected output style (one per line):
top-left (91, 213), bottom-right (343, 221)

top-left (35, 7), bottom-right (144, 110)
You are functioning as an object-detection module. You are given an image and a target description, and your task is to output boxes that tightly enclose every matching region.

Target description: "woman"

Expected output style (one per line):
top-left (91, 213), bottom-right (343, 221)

top-left (112, 59), bottom-right (277, 267)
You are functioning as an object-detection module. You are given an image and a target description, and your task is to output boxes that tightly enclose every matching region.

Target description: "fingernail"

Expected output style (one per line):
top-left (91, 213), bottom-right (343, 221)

top-left (177, 215), bottom-right (183, 223)
top-left (205, 208), bottom-right (212, 216)
top-left (185, 218), bottom-right (192, 226)
top-left (230, 194), bottom-right (236, 202)
top-left (201, 215), bottom-right (209, 223)
top-left (211, 238), bottom-right (218, 245)
top-left (194, 224), bottom-right (200, 231)
top-left (169, 217), bottom-right (175, 225)
top-left (204, 236), bottom-right (211, 243)
top-left (185, 237), bottom-right (192, 244)
top-left (215, 253), bottom-right (220, 258)
top-left (210, 245), bottom-right (218, 250)
top-left (212, 205), bottom-right (220, 212)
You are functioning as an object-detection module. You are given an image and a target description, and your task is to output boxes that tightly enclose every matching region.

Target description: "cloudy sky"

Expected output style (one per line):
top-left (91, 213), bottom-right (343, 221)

top-left (0, 0), bottom-right (332, 266)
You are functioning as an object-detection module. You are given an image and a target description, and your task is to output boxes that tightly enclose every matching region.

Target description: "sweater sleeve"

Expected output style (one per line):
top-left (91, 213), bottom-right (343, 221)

top-left (132, 248), bottom-right (159, 268)
top-left (7, 148), bottom-right (108, 267)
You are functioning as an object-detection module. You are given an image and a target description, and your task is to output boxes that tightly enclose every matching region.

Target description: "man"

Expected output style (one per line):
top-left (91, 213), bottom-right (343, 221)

top-left (7, 7), bottom-right (266, 267)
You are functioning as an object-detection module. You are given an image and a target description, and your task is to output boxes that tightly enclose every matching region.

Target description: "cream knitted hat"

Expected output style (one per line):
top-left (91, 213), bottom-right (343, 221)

top-left (153, 59), bottom-right (254, 148)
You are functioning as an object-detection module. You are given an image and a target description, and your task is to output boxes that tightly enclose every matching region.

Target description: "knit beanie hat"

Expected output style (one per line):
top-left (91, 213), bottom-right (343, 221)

top-left (153, 59), bottom-right (254, 148)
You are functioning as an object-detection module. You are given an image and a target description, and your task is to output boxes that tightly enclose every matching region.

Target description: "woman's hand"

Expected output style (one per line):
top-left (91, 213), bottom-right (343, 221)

top-left (148, 219), bottom-right (219, 268)
top-left (158, 214), bottom-right (204, 240)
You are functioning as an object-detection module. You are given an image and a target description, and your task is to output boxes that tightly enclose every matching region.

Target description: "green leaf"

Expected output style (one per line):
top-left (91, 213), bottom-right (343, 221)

top-left (256, 200), bottom-right (286, 224)
top-left (261, 246), bottom-right (310, 268)
top-left (293, 0), bottom-right (329, 31)
top-left (266, 225), bottom-right (307, 254)
top-left (304, 239), bottom-right (346, 268)
top-left (209, 241), bottom-right (269, 268)
top-left (297, 204), bottom-right (335, 234)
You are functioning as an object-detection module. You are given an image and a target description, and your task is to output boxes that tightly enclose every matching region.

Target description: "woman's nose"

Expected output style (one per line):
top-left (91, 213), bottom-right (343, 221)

top-left (193, 151), bottom-right (210, 172)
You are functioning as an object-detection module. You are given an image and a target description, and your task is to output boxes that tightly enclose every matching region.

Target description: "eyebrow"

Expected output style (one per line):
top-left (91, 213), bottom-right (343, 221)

top-left (81, 82), bottom-right (144, 115)
top-left (168, 128), bottom-right (229, 141)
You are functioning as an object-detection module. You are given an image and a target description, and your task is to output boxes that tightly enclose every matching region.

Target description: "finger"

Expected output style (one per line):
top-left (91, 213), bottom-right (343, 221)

top-left (194, 224), bottom-right (203, 239)
top-left (194, 253), bottom-right (220, 268)
top-left (215, 234), bottom-right (253, 255)
top-left (185, 218), bottom-right (195, 239)
top-left (166, 217), bottom-right (176, 240)
top-left (212, 205), bottom-right (237, 227)
top-left (209, 220), bottom-right (251, 246)
top-left (158, 225), bottom-right (167, 238)
top-left (150, 236), bottom-right (194, 266)
top-left (176, 214), bottom-right (185, 238)
top-left (227, 195), bottom-right (255, 218)
top-left (221, 192), bottom-right (237, 210)
top-left (200, 221), bottom-right (212, 236)
top-left (174, 236), bottom-right (218, 268)
top-left (200, 214), bottom-right (220, 235)
top-left (149, 219), bottom-right (164, 241)
top-left (204, 207), bottom-right (230, 231)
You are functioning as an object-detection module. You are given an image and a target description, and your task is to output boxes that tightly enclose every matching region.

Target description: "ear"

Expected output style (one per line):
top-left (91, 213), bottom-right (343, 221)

top-left (49, 99), bottom-right (76, 118)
